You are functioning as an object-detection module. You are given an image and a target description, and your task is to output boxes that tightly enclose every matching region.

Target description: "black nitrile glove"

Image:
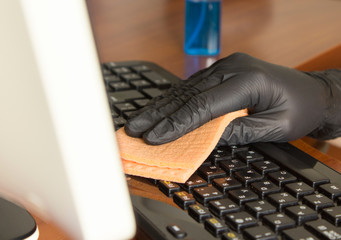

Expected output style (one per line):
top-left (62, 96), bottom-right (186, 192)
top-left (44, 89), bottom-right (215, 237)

top-left (125, 52), bottom-right (341, 145)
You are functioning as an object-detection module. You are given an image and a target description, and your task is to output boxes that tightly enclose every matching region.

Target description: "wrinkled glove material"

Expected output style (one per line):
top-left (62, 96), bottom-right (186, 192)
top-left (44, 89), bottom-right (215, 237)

top-left (125, 52), bottom-right (341, 146)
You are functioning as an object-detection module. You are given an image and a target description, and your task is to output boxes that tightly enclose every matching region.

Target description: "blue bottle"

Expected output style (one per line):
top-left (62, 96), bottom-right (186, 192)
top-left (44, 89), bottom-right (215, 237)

top-left (184, 0), bottom-right (221, 56)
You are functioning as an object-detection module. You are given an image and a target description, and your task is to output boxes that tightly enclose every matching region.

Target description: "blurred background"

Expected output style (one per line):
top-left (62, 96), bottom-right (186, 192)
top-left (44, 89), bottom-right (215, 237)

top-left (86, 0), bottom-right (341, 160)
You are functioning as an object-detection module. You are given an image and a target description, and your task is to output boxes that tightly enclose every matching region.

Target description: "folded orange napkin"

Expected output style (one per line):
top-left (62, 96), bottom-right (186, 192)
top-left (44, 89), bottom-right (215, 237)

top-left (116, 110), bottom-right (247, 183)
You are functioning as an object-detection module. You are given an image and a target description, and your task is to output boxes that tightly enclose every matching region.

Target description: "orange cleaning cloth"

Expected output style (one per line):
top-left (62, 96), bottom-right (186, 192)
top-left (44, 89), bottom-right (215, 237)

top-left (116, 110), bottom-right (247, 183)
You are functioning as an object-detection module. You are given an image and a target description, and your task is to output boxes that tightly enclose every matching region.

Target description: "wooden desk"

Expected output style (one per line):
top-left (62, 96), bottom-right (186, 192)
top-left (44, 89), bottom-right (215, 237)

top-left (37, 0), bottom-right (341, 238)
top-left (86, 0), bottom-right (341, 78)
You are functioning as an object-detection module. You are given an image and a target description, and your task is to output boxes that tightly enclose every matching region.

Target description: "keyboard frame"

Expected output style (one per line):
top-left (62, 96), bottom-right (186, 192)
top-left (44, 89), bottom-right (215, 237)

top-left (253, 142), bottom-right (341, 185)
top-left (128, 142), bottom-right (341, 240)
top-left (104, 61), bottom-right (341, 240)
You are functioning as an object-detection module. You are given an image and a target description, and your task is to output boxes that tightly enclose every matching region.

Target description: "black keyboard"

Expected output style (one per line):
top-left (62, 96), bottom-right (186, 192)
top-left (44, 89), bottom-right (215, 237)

top-left (101, 60), bottom-right (181, 129)
top-left (102, 61), bottom-right (341, 240)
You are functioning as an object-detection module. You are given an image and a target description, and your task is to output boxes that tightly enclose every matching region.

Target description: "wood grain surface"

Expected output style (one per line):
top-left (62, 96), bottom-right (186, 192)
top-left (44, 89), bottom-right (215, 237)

top-left (86, 0), bottom-right (341, 78)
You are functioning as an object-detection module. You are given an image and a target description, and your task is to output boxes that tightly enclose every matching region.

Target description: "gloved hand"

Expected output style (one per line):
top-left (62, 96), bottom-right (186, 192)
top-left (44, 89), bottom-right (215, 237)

top-left (125, 52), bottom-right (341, 145)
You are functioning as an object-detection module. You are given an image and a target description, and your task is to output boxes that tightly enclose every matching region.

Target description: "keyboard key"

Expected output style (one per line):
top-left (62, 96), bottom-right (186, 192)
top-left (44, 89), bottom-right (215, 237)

top-left (142, 71), bottom-right (171, 89)
top-left (114, 103), bottom-right (136, 113)
top-left (245, 200), bottom-right (277, 219)
top-left (173, 191), bottom-right (196, 210)
top-left (243, 225), bottom-right (276, 240)
top-left (103, 75), bottom-right (120, 83)
top-left (251, 160), bottom-right (280, 175)
top-left (166, 224), bottom-right (187, 239)
top-left (234, 169), bottom-right (263, 186)
top-left (250, 180), bottom-right (281, 199)
top-left (132, 65), bottom-right (150, 73)
top-left (208, 198), bottom-right (240, 218)
top-left (158, 180), bottom-right (180, 197)
top-left (267, 170), bottom-right (297, 187)
top-left (188, 204), bottom-right (211, 223)
top-left (221, 232), bottom-right (240, 240)
top-left (109, 81), bottom-right (131, 91)
top-left (285, 204), bottom-right (318, 225)
top-left (305, 219), bottom-right (341, 240)
top-left (112, 117), bottom-right (126, 129)
top-left (201, 158), bottom-right (212, 166)
top-left (121, 73), bottom-right (141, 82)
top-left (229, 188), bottom-right (259, 205)
top-left (302, 193), bottom-right (334, 211)
top-left (204, 217), bottom-right (228, 237)
top-left (148, 178), bottom-right (158, 185)
top-left (318, 183), bottom-right (341, 200)
top-left (282, 226), bottom-right (318, 240)
top-left (262, 213), bottom-right (296, 233)
top-left (321, 206), bottom-right (341, 226)
top-left (228, 145), bottom-right (249, 155)
top-left (193, 186), bottom-right (223, 206)
top-left (123, 111), bottom-right (136, 119)
top-left (133, 99), bottom-right (150, 108)
top-left (237, 150), bottom-right (264, 164)
top-left (284, 181), bottom-right (315, 199)
top-left (111, 109), bottom-right (119, 118)
top-left (130, 79), bottom-right (152, 89)
top-left (109, 90), bottom-right (145, 103)
top-left (225, 211), bottom-right (258, 233)
top-left (111, 66), bottom-right (131, 75)
top-left (220, 159), bottom-right (247, 174)
top-left (198, 165), bottom-right (227, 183)
top-left (142, 88), bottom-right (163, 98)
top-left (267, 192), bottom-right (298, 212)
top-left (102, 67), bottom-right (112, 75)
top-left (180, 174), bottom-right (208, 193)
top-left (103, 62), bottom-right (117, 69)
top-left (212, 177), bottom-right (242, 194)
top-left (209, 147), bottom-right (233, 164)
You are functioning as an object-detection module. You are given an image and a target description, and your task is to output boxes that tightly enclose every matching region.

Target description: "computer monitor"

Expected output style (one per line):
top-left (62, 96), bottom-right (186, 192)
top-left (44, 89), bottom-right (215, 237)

top-left (0, 0), bottom-right (136, 239)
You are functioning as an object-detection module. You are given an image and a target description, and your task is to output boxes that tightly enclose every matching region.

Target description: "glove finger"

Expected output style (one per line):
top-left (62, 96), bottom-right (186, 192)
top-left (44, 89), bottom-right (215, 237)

top-left (125, 83), bottom-right (203, 137)
top-left (143, 64), bottom-right (219, 108)
top-left (129, 68), bottom-right (211, 120)
top-left (125, 68), bottom-right (234, 137)
top-left (143, 92), bottom-right (212, 145)
top-left (126, 83), bottom-right (193, 120)
top-left (125, 54), bottom-right (258, 139)
top-left (142, 72), bottom-right (268, 144)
